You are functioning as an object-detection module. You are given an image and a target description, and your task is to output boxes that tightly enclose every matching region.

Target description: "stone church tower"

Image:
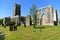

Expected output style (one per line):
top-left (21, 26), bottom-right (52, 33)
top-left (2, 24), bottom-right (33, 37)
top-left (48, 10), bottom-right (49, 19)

top-left (11, 3), bottom-right (21, 25)
top-left (13, 3), bottom-right (21, 16)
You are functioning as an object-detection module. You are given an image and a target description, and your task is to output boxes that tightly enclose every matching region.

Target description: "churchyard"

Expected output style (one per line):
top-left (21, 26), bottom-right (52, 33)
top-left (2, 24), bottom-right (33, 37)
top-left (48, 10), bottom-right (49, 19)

top-left (0, 2), bottom-right (59, 40)
top-left (0, 25), bottom-right (60, 40)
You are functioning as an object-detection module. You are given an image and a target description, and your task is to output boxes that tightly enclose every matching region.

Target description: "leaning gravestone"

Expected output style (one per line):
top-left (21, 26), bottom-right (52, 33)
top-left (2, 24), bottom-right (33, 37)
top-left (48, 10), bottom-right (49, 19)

top-left (0, 33), bottom-right (4, 40)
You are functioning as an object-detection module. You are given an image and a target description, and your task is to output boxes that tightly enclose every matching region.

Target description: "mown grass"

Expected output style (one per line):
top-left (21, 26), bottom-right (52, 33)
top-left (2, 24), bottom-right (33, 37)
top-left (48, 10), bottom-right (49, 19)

top-left (0, 25), bottom-right (60, 40)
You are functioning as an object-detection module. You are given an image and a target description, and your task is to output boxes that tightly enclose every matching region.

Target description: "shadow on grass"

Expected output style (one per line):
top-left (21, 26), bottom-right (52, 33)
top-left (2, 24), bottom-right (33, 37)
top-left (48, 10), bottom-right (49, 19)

top-left (33, 25), bottom-right (45, 32)
top-left (34, 25), bottom-right (53, 32)
top-left (35, 25), bottom-right (54, 29)
top-left (34, 27), bottom-right (45, 32)
top-left (35, 27), bottom-right (45, 29)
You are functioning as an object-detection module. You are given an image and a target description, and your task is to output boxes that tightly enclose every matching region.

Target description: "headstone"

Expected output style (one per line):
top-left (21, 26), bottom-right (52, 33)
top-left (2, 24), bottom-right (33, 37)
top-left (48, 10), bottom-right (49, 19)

top-left (26, 15), bottom-right (30, 26)
top-left (0, 34), bottom-right (4, 40)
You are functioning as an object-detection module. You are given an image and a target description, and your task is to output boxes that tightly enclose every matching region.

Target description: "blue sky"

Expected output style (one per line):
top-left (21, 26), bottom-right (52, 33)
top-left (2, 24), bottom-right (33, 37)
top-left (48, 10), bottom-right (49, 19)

top-left (0, 0), bottom-right (60, 19)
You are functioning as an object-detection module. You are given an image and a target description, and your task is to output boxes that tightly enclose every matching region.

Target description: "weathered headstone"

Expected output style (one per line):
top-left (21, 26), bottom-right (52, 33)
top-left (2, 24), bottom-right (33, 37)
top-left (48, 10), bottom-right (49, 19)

top-left (0, 34), bottom-right (4, 40)
top-left (26, 15), bottom-right (32, 26)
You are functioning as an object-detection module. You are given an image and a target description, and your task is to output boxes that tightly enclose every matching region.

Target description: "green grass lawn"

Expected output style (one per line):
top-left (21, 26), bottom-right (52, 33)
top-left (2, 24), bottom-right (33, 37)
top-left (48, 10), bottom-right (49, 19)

top-left (0, 25), bottom-right (60, 40)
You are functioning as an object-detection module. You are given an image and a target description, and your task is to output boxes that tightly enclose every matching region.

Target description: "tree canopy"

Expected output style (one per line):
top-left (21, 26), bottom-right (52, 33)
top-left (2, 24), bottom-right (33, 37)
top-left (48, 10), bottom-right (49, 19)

top-left (30, 4), bottom-right (38, 27)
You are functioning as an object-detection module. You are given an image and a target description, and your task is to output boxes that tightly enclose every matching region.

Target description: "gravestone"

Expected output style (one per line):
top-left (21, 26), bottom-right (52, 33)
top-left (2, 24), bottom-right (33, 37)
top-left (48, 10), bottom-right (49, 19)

top-left (26, 15), bottom-right (32, 26)
top-left (0, 34), bottom-right (4, 40)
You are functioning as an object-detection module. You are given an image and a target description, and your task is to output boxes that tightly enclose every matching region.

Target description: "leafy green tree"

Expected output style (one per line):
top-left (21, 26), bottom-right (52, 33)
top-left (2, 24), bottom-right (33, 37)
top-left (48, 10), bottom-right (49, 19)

top-left (6, 21), bottom-right (16, 31)
top-left (30, 4), bottom-right (38, 28)
top-left (6, 21), bottom-right (15, 26)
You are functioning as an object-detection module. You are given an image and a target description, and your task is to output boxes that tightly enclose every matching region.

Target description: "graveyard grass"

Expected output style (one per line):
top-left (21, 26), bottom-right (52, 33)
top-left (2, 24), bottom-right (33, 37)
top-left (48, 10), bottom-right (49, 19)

top-left (0, 25), bottom-right (60, 40)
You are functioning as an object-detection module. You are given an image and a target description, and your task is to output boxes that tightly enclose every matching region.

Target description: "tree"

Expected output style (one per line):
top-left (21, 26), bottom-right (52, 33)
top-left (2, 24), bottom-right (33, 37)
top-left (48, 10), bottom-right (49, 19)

top-left (30, 4), bottom-right (38, 28)
top-left (6, 21), bottom-right (15, 26)
top-left (6, 21), bottom-right (17, 31)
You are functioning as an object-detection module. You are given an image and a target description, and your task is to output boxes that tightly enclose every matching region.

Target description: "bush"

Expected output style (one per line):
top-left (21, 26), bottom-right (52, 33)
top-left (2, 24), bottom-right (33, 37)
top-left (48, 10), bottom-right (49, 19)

top-left (6, 21), bottom-right (15, 26)
top-left (6, 21), bottom-right (17, 31)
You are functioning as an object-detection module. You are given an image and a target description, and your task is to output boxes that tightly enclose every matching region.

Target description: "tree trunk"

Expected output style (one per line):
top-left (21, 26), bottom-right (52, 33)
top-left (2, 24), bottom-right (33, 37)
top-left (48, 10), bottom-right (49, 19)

top-left (34, 23), bottom-right (35, 28)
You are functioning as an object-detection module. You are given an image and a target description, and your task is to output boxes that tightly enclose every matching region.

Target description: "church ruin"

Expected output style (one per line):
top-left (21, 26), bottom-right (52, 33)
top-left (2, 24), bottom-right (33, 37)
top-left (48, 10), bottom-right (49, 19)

top-left (3, 3), bottom-right (26, 26)
top-left (3, 4), bottom-right (58, 26)
top-left (36, 5), bottom-right (58, 25)
top-left (26, 5), bottom-right (58, 26)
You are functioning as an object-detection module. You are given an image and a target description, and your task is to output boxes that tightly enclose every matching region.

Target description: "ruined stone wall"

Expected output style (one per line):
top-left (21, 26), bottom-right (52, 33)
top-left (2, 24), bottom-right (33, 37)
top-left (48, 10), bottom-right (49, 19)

top-left (3, 17), bottom-right (11, 26)
top-left (11, 15), bottom-right (21, 25)
top-left (53, 10), bottom-right (58, 25)
top-left (20, 16), bottom-right (26, 25)
top-left (37, 5), bottom-right (54, 25)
